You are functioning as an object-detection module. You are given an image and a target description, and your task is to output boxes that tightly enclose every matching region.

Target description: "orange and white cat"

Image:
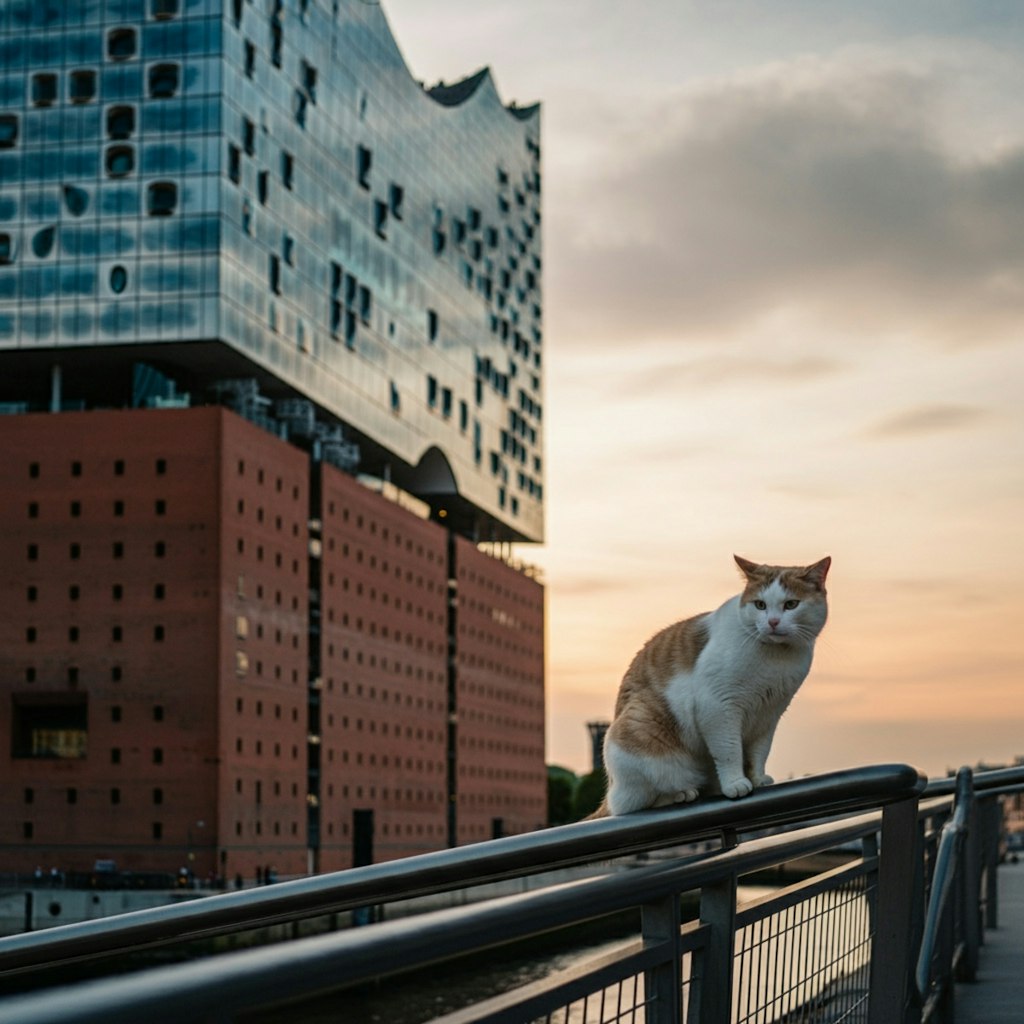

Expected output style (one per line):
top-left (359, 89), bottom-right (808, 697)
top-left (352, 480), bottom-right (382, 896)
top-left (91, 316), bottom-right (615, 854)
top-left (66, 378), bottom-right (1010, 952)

top-left (595, 555), bottom-right (831, 817)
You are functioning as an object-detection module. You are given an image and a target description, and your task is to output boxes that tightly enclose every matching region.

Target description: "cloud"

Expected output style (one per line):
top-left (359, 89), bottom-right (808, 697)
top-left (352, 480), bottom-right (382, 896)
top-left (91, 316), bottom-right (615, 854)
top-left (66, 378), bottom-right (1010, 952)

top-left (547, 45), bottom-right (1024, 348)
top-left (865, 403), bottom-right (991, 438)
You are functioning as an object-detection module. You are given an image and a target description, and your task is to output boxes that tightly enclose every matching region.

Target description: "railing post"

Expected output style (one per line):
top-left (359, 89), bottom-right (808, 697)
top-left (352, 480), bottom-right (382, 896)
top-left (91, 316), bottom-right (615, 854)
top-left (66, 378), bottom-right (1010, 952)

top-left (641, 894), bottom-right (682, 1024)
top-left (958, 789), bottom-right (981, 981)
top-left (980, 796), bottom-right (1002, 930)
top-left (688, 876), bottom-right (737, 1024)
top-left (868, 796), bottom-right (920, 1024)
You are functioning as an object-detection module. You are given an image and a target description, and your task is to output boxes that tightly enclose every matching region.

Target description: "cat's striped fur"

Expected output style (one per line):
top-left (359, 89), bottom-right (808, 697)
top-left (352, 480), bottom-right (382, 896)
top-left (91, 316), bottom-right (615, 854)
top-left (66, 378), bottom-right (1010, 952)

top-left (592, 555), bottom-right (831, 817)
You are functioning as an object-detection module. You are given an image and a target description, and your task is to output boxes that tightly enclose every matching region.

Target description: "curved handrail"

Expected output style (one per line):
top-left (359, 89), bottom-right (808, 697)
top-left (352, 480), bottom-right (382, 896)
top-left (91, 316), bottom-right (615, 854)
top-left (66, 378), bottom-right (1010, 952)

top-left (0, 763), bottom-right (924, 977)
top-left (915, 765), bottom-right (973, 1001)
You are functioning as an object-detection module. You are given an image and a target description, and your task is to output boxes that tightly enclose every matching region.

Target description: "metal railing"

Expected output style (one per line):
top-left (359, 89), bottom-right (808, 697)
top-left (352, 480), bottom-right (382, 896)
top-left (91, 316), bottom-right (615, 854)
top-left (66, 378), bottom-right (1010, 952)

top-left (0, 762), bottom-right (1019, 1024)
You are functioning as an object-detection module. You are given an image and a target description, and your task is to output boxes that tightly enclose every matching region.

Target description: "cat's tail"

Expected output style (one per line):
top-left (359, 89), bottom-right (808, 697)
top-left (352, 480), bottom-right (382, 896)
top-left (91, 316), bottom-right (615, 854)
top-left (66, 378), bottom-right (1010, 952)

top-left (581, 800), bottom-right (609, 821)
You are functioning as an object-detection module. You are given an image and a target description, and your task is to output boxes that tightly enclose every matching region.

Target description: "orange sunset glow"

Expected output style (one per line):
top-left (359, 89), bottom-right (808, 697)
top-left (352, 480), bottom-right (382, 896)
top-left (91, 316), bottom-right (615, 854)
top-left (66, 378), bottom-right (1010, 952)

top-left (385, 0), bottom-right (1024, 780)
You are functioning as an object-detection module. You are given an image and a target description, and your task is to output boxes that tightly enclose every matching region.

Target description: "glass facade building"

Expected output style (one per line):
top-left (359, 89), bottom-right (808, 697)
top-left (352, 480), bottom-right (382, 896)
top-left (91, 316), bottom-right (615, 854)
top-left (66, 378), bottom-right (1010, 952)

top-left (0, 0), bottom-right (544, 543)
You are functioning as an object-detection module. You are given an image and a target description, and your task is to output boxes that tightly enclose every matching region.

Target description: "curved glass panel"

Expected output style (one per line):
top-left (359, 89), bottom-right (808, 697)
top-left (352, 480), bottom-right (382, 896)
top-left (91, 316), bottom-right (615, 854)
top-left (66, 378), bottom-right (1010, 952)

top-left (110, 264), bottom-right (128, 293)
top-left (31, 225), bottom-right (56, 258)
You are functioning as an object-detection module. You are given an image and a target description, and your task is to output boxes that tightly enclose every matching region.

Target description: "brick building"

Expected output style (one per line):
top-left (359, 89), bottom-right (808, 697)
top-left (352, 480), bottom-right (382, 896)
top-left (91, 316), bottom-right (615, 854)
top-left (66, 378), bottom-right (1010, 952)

top-left (0, 407), bottom-right (545, 878)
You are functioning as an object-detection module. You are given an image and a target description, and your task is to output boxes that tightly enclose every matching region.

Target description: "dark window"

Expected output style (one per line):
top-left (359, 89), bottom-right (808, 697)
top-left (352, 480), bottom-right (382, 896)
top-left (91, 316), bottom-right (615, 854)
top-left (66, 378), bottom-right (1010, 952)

top-left (111, 706), bottom-right (122, 723)
top-left (232, 0), bottom-right (243, 27)
top-left (69, 626), bottom-right (79, 642)
top-left (12, 695), bottom-right (88, 759)
top-left (106, 144), bottom-right (134, 177)
top-left (228, 144), bottom-right (241, 183)
top-left (154, 541), bottom-right (166, 557)
top-left (111, 748), bottom-right (121, 765)
top-left (29, 462), bottom-right (39, 478)
top-left (31, 73), bottom-right (58, 106)
top-left (113, 542), bottom-right (124, 559)
top-left (293, 89), bottom-right (307, 127)
top-left (110, 265), bottom-right (128, 293)
top-left (27, 585), bottom-right (37, 600)
top-left (358, 284), bottom-right (371, 324)
top-left (70, 501), bottom-right (81, 517)
top-left (0, 232), bottom-right (12, 264)
top-left (244, 40), bottom-right (256, 78)
top-left (64, 185), bottom-right (89, 216)
top-left (24, 788), bottom-right (34, 805)
top-left (27, 544), bottom-right (38, 561)
top-left (389, 183), bottom-right (404, 219)
top-left (108, 28), bottom-right (137, 61)
top-left (152, 0), bottom-right (179, 19)
top-left (258, 170), bottom-right (269, 204)
top-left (330, 299), bottom-right (342, 336)
top-left (330, 261), bottom-right (342, 296)
top-left (153, 822), bottom-right (162, 839)
top-left (69, 70), bottom-right (97, 104)
top-left (153, 705), bottom-right (164, 721)
top-left (427, 309), bottom-right (438, 341)
top-left (269, 253), bottom-right (281, 294)
top-left (106, 106), bottom-right (135, 139)
top-left (148, 63), bottom-right (179, 99)
top-left (154, 625), bottom-right (164, 641)
top-left (155, 458), bottom-right (166, 474)
top-left (153, 747), bottom-right (163, 764)
top-left (242, 118), bottom-right (255, 155)
top-left (281, 151), bottom-right (293, 189)
top-left (155, 499), bottom-right (166, 515)
top-left (147, 181), bottom-right (177, 216)
top-left (301, 60), bottom-right (317, 101)
top-left (282, 234), bottom-right (293, 265)
top-left (112, 625), bottom-right (122, 641)
top-left (154, 583), bottom-right (165, 599)
top-left (111, 788), bottom-right (121, 804)
top-left (153, 787), bottom-right (163, 805)
top-left (23, 822), bottom-right (33, 839)
top-left (374, 199), bottom-right (387, 238)
top-left (271, 21), bottom-right (282, 66)
top-left (0, 114), bottom-right (17, 148)
top-left (70, 543), bottom-right (81, 560)
top-left (67, 788), bottom-right (78, 805)
top-left (356, 145), bottom-right (371, 189)
top-left (32, 226), bottom-right (56, 258)
top-left (26, 627), bottom-right (36, 643)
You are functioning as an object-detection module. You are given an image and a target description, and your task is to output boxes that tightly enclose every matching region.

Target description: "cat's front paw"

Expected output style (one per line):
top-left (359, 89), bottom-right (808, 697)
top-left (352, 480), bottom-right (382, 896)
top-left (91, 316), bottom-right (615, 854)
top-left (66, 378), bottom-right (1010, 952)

top-left (750, 773), bottom-right (774, 789)
top-left (721, 777), bottom-right (754, 799)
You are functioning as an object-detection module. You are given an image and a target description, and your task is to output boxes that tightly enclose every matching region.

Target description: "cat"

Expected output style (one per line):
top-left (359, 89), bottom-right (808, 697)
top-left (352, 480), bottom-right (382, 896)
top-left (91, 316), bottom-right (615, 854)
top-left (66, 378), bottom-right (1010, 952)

top-left (591, 555), bottom-right (831, 817)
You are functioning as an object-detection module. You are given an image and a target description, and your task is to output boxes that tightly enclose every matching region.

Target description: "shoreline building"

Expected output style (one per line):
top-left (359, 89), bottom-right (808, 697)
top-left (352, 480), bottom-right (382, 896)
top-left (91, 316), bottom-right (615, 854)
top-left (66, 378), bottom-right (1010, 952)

top-left (0, 0), bottom-right (545, 879)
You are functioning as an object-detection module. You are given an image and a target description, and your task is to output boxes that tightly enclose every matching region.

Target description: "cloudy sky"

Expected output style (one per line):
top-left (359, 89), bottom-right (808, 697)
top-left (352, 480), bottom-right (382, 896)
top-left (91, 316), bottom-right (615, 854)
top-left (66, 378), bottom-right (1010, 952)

top-left (383, 1), bottom-right (1024, 781)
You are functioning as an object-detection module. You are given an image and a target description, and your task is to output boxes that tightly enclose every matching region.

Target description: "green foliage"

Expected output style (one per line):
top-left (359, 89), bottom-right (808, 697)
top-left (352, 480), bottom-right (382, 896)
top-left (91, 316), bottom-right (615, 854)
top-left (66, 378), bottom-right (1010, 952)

top-left (547, 771), bottom-right (576, 826)
top-left (572, 768), bottom-right (607, 820)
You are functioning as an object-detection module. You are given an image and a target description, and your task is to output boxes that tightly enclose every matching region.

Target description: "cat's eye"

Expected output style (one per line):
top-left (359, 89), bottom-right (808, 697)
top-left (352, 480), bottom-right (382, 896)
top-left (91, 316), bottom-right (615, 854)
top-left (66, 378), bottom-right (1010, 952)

top-left (754, 600), bottom-right (767, 610)
top-left (784, 599), bottom-right (800, 610)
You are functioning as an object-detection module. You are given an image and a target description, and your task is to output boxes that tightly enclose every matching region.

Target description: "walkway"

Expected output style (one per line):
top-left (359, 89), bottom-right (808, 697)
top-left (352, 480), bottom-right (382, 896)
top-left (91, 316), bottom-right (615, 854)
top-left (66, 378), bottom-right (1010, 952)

top-left (956, 857), bottom-right (1024, 1022)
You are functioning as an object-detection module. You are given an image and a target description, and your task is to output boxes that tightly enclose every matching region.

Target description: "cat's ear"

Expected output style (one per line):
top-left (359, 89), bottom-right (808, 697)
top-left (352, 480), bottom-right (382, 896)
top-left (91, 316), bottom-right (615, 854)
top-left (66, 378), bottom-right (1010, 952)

top-left (734, 555), bottom-right (760, 579)
top-left (801, 556), bottom-right (831, 589)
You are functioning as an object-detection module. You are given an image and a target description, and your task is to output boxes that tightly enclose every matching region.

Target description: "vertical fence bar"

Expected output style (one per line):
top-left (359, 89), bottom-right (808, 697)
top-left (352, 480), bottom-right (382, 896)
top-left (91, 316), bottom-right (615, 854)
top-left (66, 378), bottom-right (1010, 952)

top-left (868, 796), bottom-right (920, 1024)
top-left (640, 893), bottom-right (682, 1024)
top-left (980, 796), bottom-right (1001, 931)
top-left (688, 875), bottom-right (737, 1024)
top-left (958, 790), bottom-right (981, 982)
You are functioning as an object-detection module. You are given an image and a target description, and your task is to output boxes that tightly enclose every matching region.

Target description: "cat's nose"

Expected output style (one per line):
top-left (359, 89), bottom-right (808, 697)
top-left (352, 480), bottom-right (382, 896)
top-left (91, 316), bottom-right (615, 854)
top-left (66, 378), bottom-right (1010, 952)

top-left (768, 617), bottom-right (781, 629)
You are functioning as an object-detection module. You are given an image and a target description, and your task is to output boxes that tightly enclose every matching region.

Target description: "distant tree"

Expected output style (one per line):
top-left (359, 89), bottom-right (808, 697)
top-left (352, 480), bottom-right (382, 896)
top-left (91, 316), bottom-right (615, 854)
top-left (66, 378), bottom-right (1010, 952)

top-left (547, 769), bottom-right (576, 826)
top-left (572, 768), bottom-right (607, 820)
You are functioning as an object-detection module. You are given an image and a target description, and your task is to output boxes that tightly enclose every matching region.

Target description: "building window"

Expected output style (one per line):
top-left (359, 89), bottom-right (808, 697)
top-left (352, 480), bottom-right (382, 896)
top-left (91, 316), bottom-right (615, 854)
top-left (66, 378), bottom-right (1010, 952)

top-left (106, 106), bottom-right (135, 139)
top-left (111, 748), bottom-right (121, 764)
top-left (258, 170), bottom-right (269, 205)
top-left (389, 183), bottom-right (405, 220)
top-left (427, 309), bottom-right (438, 342)
top-left (281, 150), bottom-right (293, 189)
top-left (155, 458), bottom-right (166, 475)
top-left (112, 626), bottom-right (122, 642)
top-left (152, 0), bottom-right (179, 20)
top-left (227, 144), bottom-right (241, 184)
top-left (374, 199), bottom-right (387, 239)
top-left (154, 541), bottom-right (166, 557)
top-left (32, 226), bottom-right (56, 258)
top-left (12, 696), bottom-right (88, 759)
top-left (153, 822), bottom-right (163, 839)
top-left (270, 21), bottom-right (282, 66)
top-left (0, 232), bottom-right (12, 264)
top-left (113, 542), bottom-right (124, 558)
top-left (24, 822), bottom-right (33, 839)
top-left (154, 583), bottom-right (165, 599)
top-left (148, 63), bottom-right (179, 99)
top-left (108, 28), bottom-right (137, 60)
top-left (242, 118), bottom-right (255, 156)
top-left (147, 181), bottom-right (177, 216)
top-left (154, 625), bottom-right (165, 642)
top-left (110, 265), bottom-right (128, 294)
top-left (293, 89), bottom-right (307, 127)
top-left (112, 584), bottom-right (123, 600)
top-left (153, 787), bottom-right (163, 805)
top-left (244, 40), bottom-right (256, 78)
top-left (269, 253), bottom-right (281, 294)
top-left (31, 73), bottom-right (58, 106)
top-left (111, 788), bottom-right (121, 805)
top-left (153, 705), bottom-right (164, 722)
top-left (0, 114), bottom-right (17, 148)
top-left (69, 70), bottom-right (97, 104)
top-left (153, 748), bottom-right (163, 764)
top-left (356, 145), bottom-right (371, 189)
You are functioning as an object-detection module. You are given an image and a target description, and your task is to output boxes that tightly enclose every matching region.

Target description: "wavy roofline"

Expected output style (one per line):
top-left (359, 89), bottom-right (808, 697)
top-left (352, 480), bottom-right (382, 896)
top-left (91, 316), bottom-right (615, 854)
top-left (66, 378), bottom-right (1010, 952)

top-left (370, 2), bottom-right (539, 122)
